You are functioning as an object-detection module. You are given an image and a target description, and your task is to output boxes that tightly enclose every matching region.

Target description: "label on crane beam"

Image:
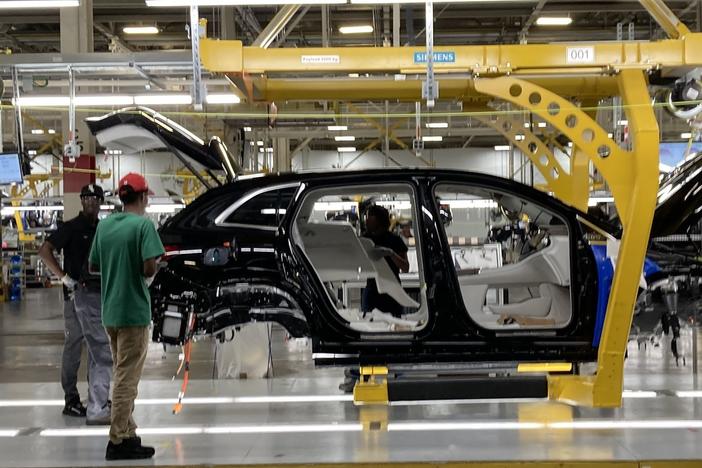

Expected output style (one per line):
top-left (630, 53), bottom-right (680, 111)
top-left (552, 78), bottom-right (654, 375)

top-left (566, 47), bottom-right (595, 64)
top-left (414, 51), bottom-right (456, 64)
top-left (301, 55), bottom-right (340, 65)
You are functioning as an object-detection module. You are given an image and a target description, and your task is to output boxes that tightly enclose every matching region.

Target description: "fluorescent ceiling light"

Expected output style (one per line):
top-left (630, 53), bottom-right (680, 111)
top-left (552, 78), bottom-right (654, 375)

top-left (422, 135), bottom-right (443, 142)
top-left (515, 134), bottom-right (525, 141)
top-left (243, 127), bottom-right (252, 132)
top-left (617, 119), bottom-right (628, 126)
top-left (681, 132), bottom-right (693, 139)
top-left (27, 150), bottom-right (38, 155)
top-left (494, 145), bottom-right (511, 151)
top-left (0, 1), bottom-right (78, 8)
top-left (608, 133), bottom-right (614, 138)
top-left (145, 203), bottom-right (185, 214)
top-left (536, 17), bottom-right (573, 26)
top-left (348, 73), bottom-right (360, 78)
top-left (537, 122), bottom-right (547, 128)
top-left (206, 93), bottom-right (241, 104)
top-left (14, 96), bottom-right (69, 107)
top-left (265, 147), bottom-right (274, 153)
top-left (588, 196), bottom-right (614, 206)
top-left (74, 95), bottom-right (134, 106)
top-left (337, 147), bottom-right (356, 152)
top-left (339, 25), bottom-right (374, 34)
top-left (567, 142), bottom-right (574, 147)
top-left (0, 430), bottom-right (19, 437)
top-left (622, 390), bottom-right (657, 399)
top-left (334, 136), bottom-right (355, 142)
top-left (328, 125), bottom-right (347, 131)
top-left (31, 129), bottom-right (44, 135)
top-left (134, 94), bottom-right (192, 105)
top-left (425, 122), bottom-right (448, 129)
top-left (676, 391), bottom-right (702, 398)
top-left (523, 122), bottom-right (531, 128)
top-left (388, 422), bottom-right (544, 431)
top-left (123, 26), bottom-right (159, 35)
top-left (256, 141), bottom-right (264, 146)
top-left (147, 0), bottom-right (345, 5)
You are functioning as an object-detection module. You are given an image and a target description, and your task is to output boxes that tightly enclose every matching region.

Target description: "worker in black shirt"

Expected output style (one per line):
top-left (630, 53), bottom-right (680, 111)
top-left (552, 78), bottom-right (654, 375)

top-left (361, 204), bottom-right (410, 317)
top-left (340, 204), bottom-right (410, 393)
top-left (39, 184), bottom-right (113, 424)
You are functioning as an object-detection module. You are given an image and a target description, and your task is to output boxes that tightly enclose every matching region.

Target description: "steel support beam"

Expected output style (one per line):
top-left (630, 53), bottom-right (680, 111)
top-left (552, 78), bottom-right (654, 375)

top-left (273, 6), bottom-right (311, 48)
top-left (93, 23), bottom-right (132, 53)
top-left (321, 5), bottom-right (330, 47)
top-left (253, 5), bottom-right (301, 49)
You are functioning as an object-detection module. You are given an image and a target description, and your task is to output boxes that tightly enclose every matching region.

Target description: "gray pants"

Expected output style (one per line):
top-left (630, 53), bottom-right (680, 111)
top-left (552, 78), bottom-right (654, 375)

top-left (61, 299), bottom-right (83, 403)
top-left (73, 288), bottom-right (113, 420)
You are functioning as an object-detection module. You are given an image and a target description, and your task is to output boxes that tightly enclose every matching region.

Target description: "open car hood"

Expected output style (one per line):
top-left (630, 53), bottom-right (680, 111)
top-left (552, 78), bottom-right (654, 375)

top-left (85, 107), bottom-right (241, 185)
top-left (651, 151), bottom-right (702, 237)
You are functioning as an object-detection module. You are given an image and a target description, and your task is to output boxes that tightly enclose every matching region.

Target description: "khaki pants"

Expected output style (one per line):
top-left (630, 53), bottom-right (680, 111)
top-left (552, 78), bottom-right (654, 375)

top-left (106, 326), bottom-right (149, 444)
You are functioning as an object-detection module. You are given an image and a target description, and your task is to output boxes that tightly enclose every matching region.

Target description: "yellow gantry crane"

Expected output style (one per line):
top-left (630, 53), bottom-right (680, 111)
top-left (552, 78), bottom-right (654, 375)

top-left (195, 0), bottom-right (693, 408)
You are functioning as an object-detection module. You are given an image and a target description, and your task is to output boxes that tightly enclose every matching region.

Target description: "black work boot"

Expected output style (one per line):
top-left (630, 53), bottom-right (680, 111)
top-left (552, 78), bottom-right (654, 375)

top-left (62, 398), bottom-right (87, 417)
top-left (105, 438), bottom-right (155, 460)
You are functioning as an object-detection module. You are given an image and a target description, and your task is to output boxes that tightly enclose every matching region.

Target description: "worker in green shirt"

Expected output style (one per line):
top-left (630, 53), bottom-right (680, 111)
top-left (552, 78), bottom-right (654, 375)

top-left (89, 172), bottom-right (164, 461)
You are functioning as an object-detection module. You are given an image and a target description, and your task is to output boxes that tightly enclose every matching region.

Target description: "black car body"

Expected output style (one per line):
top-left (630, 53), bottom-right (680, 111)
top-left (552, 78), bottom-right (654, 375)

top-left (86, 108), bottom-right (702, 367)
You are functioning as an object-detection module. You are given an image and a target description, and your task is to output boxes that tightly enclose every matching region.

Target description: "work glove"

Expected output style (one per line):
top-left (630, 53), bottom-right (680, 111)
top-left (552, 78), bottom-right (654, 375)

top-left (370, 246), bottom-right (395, 260)
top-left (61, 274), bottom-right (78, 290)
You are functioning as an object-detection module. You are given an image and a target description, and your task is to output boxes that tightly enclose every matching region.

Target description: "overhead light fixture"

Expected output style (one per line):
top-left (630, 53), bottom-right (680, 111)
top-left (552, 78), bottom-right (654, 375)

top-left (515, 134), bottom-right (525, 141)
top-left (15, 95), bottom-right (191, 107)
top-left (681, 132), bottom-right (693, 139)
top-left (48, 129), bottom-right (56, 134)
top-left (494, 145), bottom-right (511, 151)
top-left (123, 26), bottom-right (159, 35)
top-left (422, 136), bottom-right (443, 142)
top-left (425, 122), bottom-right (448, 129)
top-left (243, 127), bottom-right (252, 132)
top-left (337, 147), bottom-right (356, 152)
top-left (588, 196), bottom-right (614, 206)
top-left (256, 141), bottom-right (264, 146)
top-left (617, 119), bottom-right (628, 126)
top-left (134, 94), bottom-right (192, 105)
top-left (206, 93), bottom-right (241, 104)
top-left (146, 0), bottom-right (345, 5)
top-left (1, 206), bottom-right (63, 216)
top-left (339, 25), bottom-right (374, 34)
top-left (27, 150), bottom-right (37, 156)
top-left (328, 125), bottom-right (348, 131)
top-left (13, 96), bottom-right (70, 107)
top-left (608, 133), bottom-right (614, 138)
top-left (535, 17), bottom-right (573, 26)
top-left (31, 129), bottom-right (45, 135)
top-left (523, 122), bottom-right (531, 128)
top-left (74, 95), bottom-right (134, 106)
top-left (348, 73), bottom-right (360, 78)
top-left (0, 1), bottom-right (78, 8)
top-left (537, 122), bottom-right (547, 128)
top-left (265, 148), bottom-right (274, 153)
top-left (334, 136), bottom-right (355, 142)
top-left (105, 149), bottom-right (123, 155)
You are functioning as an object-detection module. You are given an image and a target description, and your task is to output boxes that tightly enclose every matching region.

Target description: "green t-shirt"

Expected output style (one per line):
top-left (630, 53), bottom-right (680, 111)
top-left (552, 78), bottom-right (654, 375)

top-left (89, 212), bottom-right (165, 328)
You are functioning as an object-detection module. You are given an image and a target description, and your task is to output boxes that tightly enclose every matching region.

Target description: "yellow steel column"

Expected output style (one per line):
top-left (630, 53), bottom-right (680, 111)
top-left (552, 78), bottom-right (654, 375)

top-left (474, 71), bottom-right (658, 406)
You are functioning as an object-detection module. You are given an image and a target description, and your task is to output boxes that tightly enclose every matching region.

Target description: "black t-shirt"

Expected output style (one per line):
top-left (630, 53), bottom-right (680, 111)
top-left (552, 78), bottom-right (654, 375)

top-left (362, 231), bottom-right (409, 316)
top-left (364, 231), bottom-right (408, 279)
top-left (47, 212), bottom-right (100, 296)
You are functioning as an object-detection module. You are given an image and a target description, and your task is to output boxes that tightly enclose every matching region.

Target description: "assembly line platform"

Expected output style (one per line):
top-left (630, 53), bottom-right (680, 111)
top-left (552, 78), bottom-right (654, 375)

top-left (0, 372), bottom-right (701, 467)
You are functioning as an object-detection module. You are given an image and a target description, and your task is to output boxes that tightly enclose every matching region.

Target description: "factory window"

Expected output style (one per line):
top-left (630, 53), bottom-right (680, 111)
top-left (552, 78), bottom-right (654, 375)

top-left (434, 184), bottom-right (572, 331)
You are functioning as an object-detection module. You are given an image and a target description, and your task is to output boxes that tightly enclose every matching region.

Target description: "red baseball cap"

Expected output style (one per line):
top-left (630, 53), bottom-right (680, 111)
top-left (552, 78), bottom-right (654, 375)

top-left (118, 172), bottom-right (154, 196)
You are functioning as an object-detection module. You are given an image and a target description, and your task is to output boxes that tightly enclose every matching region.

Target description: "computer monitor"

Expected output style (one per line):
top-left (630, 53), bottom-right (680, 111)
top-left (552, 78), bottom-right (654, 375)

top-left (0, 153), bottom-right (24, 185)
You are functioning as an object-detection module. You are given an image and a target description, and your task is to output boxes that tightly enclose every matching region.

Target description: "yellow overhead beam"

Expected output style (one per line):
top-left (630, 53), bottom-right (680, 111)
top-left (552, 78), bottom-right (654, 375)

top-left (201, 34), bottom-right (702, 77)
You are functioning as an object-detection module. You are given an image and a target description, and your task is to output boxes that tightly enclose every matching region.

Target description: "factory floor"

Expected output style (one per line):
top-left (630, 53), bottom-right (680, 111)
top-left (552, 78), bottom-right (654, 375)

top-left (1, 288), bottom-right (702, 468)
